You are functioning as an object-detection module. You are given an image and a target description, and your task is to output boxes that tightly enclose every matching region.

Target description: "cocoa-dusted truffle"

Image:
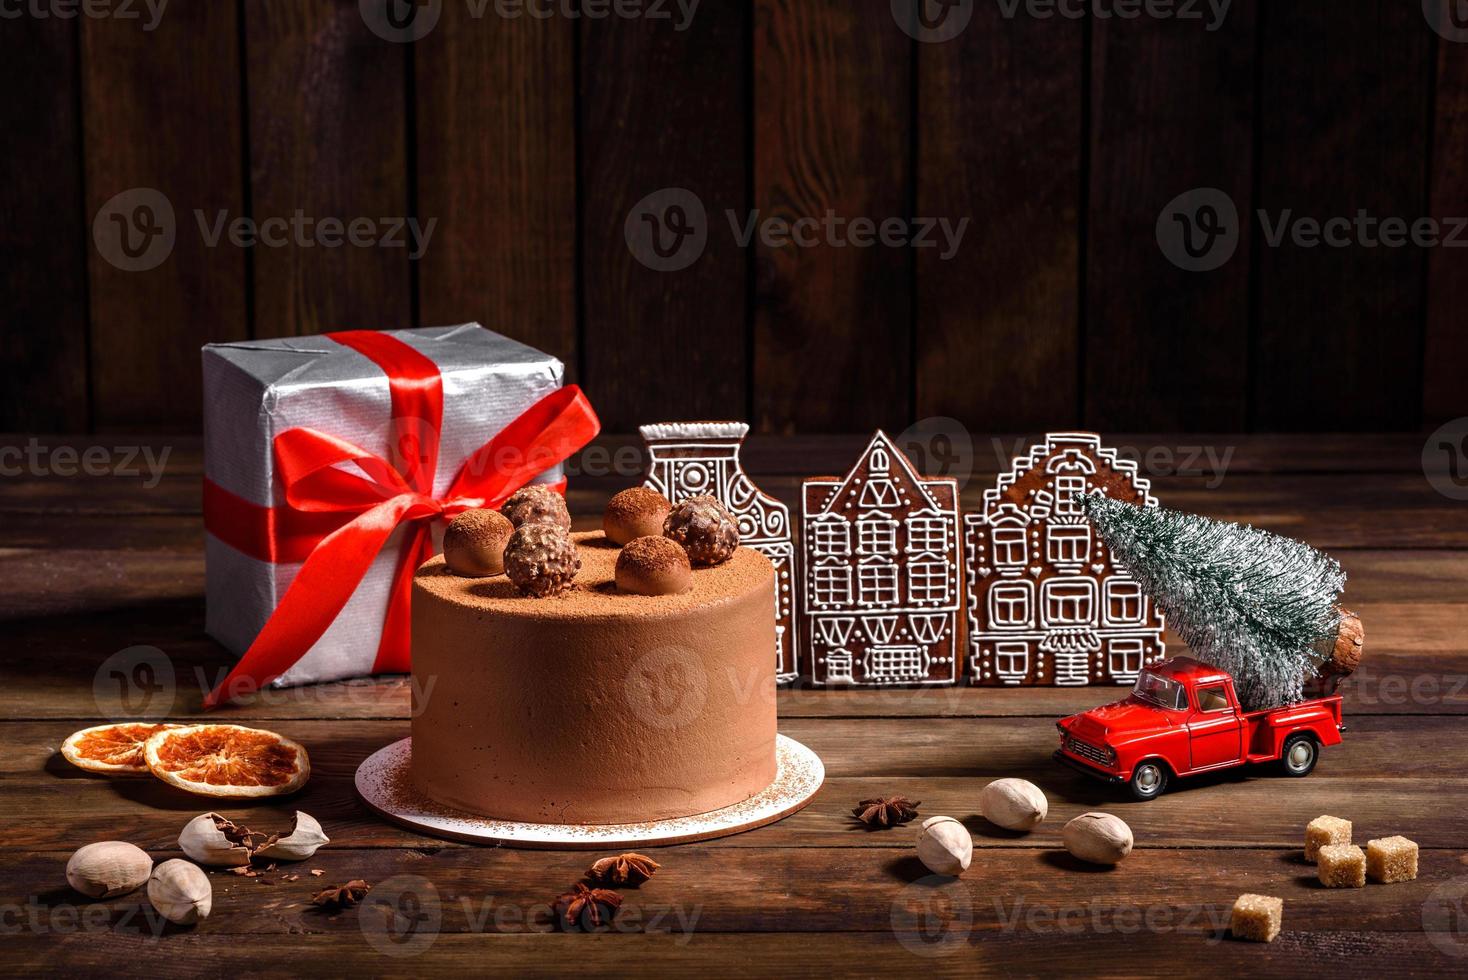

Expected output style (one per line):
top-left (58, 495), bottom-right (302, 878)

top-left (603, 487), bottom-right (672, 546)
top-left (615, 536), bottom-right (693, 596)
top-left (442, 508), bottom-right (514, 577)
top-left (501, 484), bottom-right (572, 531)
top-left (663, 495), bottom-right (739, 567)
top-left (504, 522), bottom-right (581, 597)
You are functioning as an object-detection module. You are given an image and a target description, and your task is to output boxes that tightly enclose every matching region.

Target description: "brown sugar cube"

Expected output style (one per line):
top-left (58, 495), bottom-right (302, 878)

top-left (1366, 836), bottom-right (1418, 884)
top-left (1305, 815), bottom-right (1351, 862)
top-left (1229, 893), bottom-right (1283, 943)
top-left (1316, 843), bottom-right (1366, 888)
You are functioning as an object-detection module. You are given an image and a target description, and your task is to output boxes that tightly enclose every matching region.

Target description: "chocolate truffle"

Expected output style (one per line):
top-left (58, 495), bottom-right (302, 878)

top-left (603, 486), bottom-right (672, 546)
top-left (615, 535), bottom-right (693, 596)
top-left (663, 495), bottom-right (740, 567)
top-left (504, 522), bottom-right (581, 597)
top-left (443, 508), bottom-right (514, 577)
top-left (501, 484), bottom-right (572, 531)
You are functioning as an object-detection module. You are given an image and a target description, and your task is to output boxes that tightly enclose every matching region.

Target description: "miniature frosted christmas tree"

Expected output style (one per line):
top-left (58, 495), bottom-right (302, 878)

top-left (1078, 493), bottom-right (1348, 711)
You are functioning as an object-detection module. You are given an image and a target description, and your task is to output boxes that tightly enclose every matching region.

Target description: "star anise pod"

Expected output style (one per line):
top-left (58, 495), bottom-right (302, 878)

top-left (311, 879), bottom-right (372, 910)
top-left (852, 795), bottom-right (921, 828)
top-left (585, 852), bottom-right (661, 887)
top-left (553, 882), bottom-right (623, 931)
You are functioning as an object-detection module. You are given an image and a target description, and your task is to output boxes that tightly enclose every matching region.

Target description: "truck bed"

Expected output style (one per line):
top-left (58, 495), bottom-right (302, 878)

top-left (1240, 694), bottom-right (1345, 762)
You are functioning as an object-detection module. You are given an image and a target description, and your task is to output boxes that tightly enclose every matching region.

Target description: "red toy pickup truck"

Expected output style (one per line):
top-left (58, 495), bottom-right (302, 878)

top-left (1054, 656), bottom-right (1344, 800)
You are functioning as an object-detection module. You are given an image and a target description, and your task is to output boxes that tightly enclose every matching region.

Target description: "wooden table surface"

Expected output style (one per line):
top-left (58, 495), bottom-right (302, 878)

top-left (5, 432), bottom-right (1466, 977)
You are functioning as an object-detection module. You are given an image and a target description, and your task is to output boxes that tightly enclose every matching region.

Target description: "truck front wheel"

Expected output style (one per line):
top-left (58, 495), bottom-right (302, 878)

top-left (1129, 761), bottom-right (1168, 801)
top-left (1280, 734), bottom-right (1318, 777)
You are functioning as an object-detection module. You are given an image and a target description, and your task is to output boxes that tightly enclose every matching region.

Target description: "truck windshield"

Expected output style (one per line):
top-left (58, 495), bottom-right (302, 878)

top-left (1133, 671), bottom-right (1187, 710)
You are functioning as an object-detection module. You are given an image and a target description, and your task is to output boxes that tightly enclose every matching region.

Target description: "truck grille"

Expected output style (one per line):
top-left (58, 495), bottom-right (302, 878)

top-left (1065, 736), bottom-right (1112, 767)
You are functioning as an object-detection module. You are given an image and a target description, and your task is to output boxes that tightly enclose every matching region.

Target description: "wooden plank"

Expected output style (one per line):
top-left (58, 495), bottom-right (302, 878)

top-left (81, 0), bottom-right (248, 429)
top-left (914, 1), bottom-right (1081, 431)
top-left (7, 931), bottom-right (1460, 977)
top-left (415, 3), bottom-right (576, 361)
top-left (0, 15), bottom-right (89, 431)
top-left (11, 715), bottom-right (1468, 849)
top-left (243, 0), bottom-right (412, 336)
top-left (1085, 2), bottom-right (1257, 430)
top-left (580, 5), bottom-right (747, 429)
top-left (1253, 2), bottom-right (1432, 430)
top-left (11, 715), bottom-right (1464, 782)
top-left (753, 0), bottom-right (911, 433)
top-left (1424, 10), bottom-right (1468, 425)
top-left (4, 846), bottom-right (1462, 936)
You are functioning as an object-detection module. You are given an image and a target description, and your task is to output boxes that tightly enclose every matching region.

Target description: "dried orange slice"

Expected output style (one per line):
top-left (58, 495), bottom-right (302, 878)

top-left (61, 722), bottom-right (180, 775)
top-left (143, 724), bottom-right (310, 798)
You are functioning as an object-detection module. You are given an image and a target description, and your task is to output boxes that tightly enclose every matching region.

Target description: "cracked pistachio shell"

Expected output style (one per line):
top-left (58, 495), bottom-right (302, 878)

top-left (979, 778), bottom-right (1048, 831)
top-left (255, 811), bottom-right (329, 862)
top-left (916, 815), bottom-right (973, 877)
top-left (178, 813), bottom-right (252, 867)
top-left (148, 859), bottom-right (212, 925)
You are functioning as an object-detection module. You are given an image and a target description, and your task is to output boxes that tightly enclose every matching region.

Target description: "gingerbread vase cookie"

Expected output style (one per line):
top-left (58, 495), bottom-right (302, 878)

top-left (640, 422), bottom-right (799, 683)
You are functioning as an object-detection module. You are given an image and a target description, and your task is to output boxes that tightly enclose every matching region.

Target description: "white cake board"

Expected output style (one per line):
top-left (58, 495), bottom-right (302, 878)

top-left (355, 734), bottom-right (824, 849)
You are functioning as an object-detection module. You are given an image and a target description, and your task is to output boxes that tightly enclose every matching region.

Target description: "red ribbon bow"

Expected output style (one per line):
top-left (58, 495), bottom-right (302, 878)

top-left (202, 330), bottom-right (599, 708)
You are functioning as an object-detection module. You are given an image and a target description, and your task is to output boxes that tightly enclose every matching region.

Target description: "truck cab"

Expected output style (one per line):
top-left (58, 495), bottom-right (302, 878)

top-left (1055, 656), bottom-right (1344, 800)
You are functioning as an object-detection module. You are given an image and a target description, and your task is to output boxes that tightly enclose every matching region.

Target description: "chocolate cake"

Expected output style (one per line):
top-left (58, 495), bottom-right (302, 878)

top-left (409, 532), bottom-right (778, 824)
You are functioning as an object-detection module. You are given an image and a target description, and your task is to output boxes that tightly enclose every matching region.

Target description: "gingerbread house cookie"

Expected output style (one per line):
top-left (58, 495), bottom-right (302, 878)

top-left (802, 431), bottom-right (961, 686)
top-left (965, 432), bottom-right (1165, 687)
top-left (640, 422), bottom-right (799, 683)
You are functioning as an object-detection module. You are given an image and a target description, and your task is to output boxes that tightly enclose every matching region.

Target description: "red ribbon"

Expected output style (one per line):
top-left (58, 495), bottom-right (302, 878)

top-left (202, 330), bottom-right (599, 708)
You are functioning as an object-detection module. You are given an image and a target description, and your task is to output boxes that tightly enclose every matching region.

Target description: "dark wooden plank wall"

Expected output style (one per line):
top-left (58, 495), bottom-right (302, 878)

top-left (2, 0), bottom-right (1457, 433)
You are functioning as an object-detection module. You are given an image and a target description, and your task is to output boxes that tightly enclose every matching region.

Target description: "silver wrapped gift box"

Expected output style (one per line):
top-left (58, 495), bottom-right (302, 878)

top-left (202, 324), bottom-right (565, 687)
